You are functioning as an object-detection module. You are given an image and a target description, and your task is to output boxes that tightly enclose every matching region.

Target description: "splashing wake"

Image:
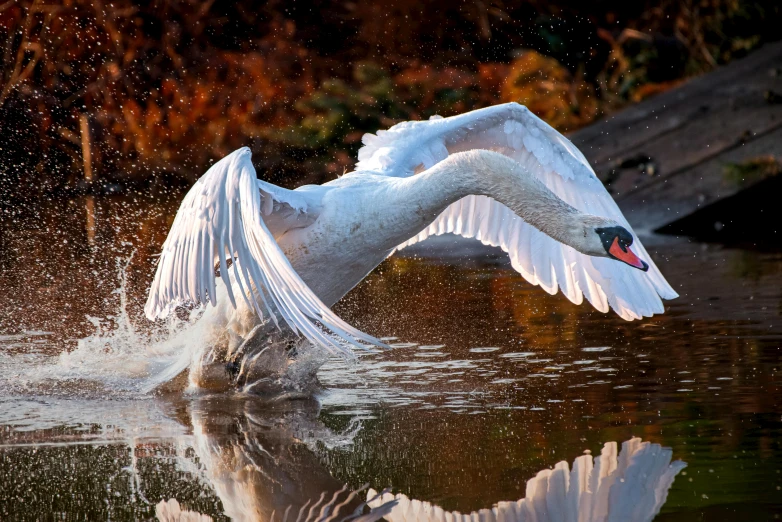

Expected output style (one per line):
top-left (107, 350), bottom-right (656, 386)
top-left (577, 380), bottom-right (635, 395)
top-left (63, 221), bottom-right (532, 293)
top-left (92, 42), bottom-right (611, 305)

top-left (1, 256), bottom-right (336, 398)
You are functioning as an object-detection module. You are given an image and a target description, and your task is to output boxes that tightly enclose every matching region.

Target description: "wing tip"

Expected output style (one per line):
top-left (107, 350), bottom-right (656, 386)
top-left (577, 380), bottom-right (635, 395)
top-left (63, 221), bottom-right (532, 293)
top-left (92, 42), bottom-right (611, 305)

top-left (143, 302), bottom-right (167, 322)
top-left (661, 288), bottom-right (680, 300)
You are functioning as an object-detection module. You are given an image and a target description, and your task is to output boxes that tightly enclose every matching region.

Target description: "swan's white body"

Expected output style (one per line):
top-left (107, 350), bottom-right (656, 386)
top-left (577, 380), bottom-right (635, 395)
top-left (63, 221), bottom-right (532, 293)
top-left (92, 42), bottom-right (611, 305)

top-left (145, 103), bottom-right (677, 380)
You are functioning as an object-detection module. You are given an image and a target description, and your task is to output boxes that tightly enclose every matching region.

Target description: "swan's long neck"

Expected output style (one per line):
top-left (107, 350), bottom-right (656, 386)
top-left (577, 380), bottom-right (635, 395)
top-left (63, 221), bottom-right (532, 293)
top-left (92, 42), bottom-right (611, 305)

top-left (389, 149), bottom-right (590, 250)
top-left (280, 149), bottom-right (600, 307)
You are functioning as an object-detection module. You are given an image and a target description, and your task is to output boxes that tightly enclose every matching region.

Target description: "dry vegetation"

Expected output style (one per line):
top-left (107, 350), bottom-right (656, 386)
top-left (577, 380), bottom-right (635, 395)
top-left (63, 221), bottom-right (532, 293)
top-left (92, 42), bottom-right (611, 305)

top-left (0, 0), bottom-right (778, 198)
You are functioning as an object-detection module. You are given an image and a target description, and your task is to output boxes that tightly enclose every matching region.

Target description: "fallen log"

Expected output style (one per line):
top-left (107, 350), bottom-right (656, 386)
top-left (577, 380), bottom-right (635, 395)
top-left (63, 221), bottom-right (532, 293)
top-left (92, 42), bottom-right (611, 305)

top-left (570, 40), bottom-right (782, 239)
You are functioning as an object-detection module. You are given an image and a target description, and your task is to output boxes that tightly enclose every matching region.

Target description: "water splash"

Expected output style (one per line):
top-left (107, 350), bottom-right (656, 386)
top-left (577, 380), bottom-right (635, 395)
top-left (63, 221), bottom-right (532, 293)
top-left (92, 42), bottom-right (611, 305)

top-left (0, 254), bottom-right (352, 399)
top-left (0, 255), bottom-right (201, 396)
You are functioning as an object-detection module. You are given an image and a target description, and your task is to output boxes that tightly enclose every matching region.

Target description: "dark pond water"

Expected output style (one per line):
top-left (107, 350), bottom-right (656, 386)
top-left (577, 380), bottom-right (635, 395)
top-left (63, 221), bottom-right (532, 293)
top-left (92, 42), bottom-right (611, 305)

top-left (0, 194), bottom-right (780, 521)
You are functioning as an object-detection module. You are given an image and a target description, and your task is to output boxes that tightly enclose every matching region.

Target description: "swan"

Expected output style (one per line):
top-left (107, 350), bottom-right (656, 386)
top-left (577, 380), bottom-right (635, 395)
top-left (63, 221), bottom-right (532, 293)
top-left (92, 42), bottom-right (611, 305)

top-left (152, 396), bottom-right (684, 522)
top-left (144, 103), bottom-right (677, 387)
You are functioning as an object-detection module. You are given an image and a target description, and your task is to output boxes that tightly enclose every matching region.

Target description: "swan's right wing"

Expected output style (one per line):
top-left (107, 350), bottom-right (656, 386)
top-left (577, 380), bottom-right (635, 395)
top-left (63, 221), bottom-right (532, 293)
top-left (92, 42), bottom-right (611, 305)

top-left (145, 148), bottom-right (383, 357)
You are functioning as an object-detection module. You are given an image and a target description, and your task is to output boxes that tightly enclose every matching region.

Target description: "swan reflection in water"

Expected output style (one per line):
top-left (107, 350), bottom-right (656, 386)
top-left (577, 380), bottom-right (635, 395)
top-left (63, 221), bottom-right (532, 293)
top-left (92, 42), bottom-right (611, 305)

top-left (155, 398), bottom-right (685, 522)
top-left (368, 438), bottom-right (686, 522)
top-left (163, 397), bottom-right (375, 522)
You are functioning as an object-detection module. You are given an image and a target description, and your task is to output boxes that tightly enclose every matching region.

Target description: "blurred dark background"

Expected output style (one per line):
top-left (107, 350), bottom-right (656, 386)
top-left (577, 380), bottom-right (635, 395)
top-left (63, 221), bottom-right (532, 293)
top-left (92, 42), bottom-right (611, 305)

top-left (1, 0), bottom-right (779, 200)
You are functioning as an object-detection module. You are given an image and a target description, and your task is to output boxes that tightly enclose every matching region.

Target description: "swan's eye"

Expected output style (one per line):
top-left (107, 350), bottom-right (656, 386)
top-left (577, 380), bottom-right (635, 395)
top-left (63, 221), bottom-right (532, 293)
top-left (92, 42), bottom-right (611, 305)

top-left (618, 230), bottom-right (633, 247)
top-left (608, 237), bottom-right (649, 271)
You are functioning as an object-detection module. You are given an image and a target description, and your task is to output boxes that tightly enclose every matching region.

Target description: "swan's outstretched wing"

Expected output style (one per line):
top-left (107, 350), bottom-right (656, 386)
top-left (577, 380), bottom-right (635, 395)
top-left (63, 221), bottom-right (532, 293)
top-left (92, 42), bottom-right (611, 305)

top-left (357, 103), bottom-right (677, 320)
top-left (145, 147), bottom-right (382, 357)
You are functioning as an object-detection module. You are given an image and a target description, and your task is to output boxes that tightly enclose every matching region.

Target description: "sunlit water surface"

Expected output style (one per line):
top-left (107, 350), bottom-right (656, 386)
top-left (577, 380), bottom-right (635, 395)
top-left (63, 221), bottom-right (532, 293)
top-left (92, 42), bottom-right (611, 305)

top-left (0, 194), bottom-right (780, 520)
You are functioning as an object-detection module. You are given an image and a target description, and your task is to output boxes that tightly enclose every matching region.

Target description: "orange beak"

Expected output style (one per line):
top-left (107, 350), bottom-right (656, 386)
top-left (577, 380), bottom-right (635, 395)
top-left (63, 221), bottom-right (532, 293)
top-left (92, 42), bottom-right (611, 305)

top-left (609, 237), bottom-right (649, 271)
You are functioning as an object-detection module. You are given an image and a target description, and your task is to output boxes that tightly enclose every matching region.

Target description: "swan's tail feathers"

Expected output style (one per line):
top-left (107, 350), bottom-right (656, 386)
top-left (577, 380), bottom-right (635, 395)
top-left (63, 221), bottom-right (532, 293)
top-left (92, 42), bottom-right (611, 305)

top-left (144, 147), bottom-right (387, 358)
top-left (367, 437), bottom-right (686, 522)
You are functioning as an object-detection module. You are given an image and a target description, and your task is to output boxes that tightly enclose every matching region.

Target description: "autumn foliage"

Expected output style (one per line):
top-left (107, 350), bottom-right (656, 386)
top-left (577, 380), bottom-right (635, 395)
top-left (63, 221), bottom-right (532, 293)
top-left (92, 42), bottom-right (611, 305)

top-left (0, 0), bottom-right (778, 199)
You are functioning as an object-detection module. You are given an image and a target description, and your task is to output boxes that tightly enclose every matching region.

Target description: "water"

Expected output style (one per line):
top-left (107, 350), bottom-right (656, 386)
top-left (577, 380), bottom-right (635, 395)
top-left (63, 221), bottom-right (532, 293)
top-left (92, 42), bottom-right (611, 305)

top-left (1, 194), bottom-right (780, 520)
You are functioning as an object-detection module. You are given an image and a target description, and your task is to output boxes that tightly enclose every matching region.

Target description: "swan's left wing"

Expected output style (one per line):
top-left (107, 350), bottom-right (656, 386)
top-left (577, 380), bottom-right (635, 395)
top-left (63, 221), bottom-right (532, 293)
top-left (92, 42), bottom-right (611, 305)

top-left (145, 147), bottom-right (383, 357)
top-left (357, 103), bottom-right (678, 320)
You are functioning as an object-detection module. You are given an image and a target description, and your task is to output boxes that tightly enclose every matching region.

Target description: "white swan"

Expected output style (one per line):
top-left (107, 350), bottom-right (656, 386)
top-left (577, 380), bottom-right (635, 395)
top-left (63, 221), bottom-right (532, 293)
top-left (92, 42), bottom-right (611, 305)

top-left (144, 103), bottom-right (677, 376)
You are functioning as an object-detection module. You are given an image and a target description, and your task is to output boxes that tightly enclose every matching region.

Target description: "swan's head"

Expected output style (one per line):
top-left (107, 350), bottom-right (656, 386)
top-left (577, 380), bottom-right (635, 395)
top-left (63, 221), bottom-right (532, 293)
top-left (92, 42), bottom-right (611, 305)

top-left (576, 218), bottom-right (649, 271)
